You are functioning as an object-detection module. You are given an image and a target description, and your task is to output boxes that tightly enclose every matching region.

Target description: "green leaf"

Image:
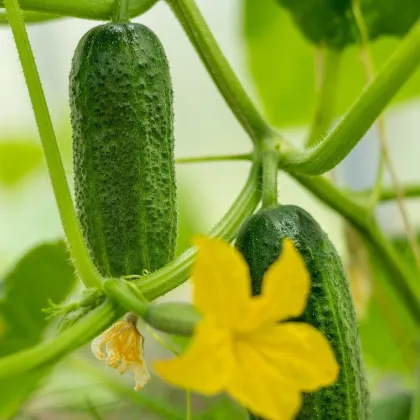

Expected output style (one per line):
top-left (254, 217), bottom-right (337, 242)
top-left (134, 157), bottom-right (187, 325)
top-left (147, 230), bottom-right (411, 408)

top-left (276, 0), bottom-right (420, 49)
top-left (372, 392), bottom-right (412, 420)
top-left (277, 0), bottom-right (354, 49)
top-left (0, 141), bottom-right (43, 187)
top-left (0, 241), bottom-right (76, 417)
top-left (0, 369), bottom-right (49, 418)
top-left (358, 236), bottom-right (419, 374)
top-left (243, 0), bottom-right (420, 127)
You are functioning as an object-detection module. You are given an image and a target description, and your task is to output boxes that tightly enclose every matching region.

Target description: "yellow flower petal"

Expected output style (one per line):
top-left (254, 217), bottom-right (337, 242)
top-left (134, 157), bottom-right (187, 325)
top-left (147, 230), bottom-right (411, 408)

top-left (154, 319), bottom-right (233, 394)
top-left (226, 340), bottom-right (302, 420)
top-left (192, 236), bottom-right (251, 326)
top-left (247, 239), bottom-right (310, 327)
top-left (246, 322), bottom-right (339, 391)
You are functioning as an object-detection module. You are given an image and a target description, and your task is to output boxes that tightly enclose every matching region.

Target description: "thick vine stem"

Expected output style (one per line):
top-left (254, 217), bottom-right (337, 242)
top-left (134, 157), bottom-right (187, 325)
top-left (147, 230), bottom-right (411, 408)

top-left (165, 0), bottom-right (272, 145)
top-left (112, 0), bottom-right (130, 22)
top-left (262, 153), bottom-right (279, 208)
top-left (261, 139), bottom-right (280, 208)
top-left (104, 279), bottom-right (149, 318)
top-left (0, 0), bottom-right (158, 20)
top-left (279, 18), bottom-right (420, 175)
top-left (4, 0), bottom-right (102, 289)
top-left (0, 10), bottom-right (60, 23)
top-left (0, 300), bottom-right (120, 380)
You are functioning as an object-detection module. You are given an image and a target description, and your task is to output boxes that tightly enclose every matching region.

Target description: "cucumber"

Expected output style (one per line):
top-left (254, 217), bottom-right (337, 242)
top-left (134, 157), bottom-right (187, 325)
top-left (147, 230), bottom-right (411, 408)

top-left (235, 205), bottom-right (370, 419)
top-left (70, 23), bottom-right (177, 277)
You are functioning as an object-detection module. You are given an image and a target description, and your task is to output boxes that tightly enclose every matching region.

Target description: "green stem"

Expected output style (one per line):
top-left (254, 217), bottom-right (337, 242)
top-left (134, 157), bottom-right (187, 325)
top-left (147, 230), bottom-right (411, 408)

top-left (0, 0), bottom-right (158, 20)
top-left (306, 48), bottom-right (342, 148)
top-left (410, 347), bottom-right (420, 420)
top-left (166, 0), bottom-right (272, 145)
top-left (186, 390), bottom-right (192, 420)
top-left (280, 18), bottom-right (420, 175)
top-left (353, 0), bottom-right (420, 271)
top-left (351, 0), bottom-right (389, 210)
top-left (0, 10), bottom-right (61, 23)
top-left (262, 151), bottom-right (279, 208)
top-left (4, 0), bottom-right (101, 289)
top-left (368, 141), bottom-right (386, 209)
top-left (112, 0), bottom-right (130, 22)
top-left (0, 301), bottom-right (119, 380)
top-left (145, 302), bottom-right (200, 336)
top-left (374, 184), bottom-right (420, 202)
top-left (104, 278), bottom-right (148, 318)
top-left (294, 173), bottom-right (420, 322)
top-left (365, 224), bottom-right (420, 321)
top-left (176, 152), bottom-right (252, 164)
top-left (105, 279), bottom-right (200, 336)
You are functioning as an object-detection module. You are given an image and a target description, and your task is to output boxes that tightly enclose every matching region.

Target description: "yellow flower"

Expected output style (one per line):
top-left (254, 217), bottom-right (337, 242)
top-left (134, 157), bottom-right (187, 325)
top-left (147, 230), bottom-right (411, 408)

top-left (154, 237), bottom-right (339, 420)
top-left (91, 314), bottom-right (150, 390)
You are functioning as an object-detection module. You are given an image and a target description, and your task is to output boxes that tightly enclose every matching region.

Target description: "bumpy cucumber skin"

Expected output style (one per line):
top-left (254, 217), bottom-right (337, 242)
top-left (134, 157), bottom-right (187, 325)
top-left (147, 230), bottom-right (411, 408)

top-left (70, 23), bottom-right (176, 277)
top-left (235, 205), bottom-right (370, 419)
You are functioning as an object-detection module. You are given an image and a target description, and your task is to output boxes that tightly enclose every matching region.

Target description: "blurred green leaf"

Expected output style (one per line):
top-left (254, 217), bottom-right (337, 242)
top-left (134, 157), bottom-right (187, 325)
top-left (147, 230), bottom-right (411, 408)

top-left (372, 392), bottom-right (412, 420)
top-left (243, 0), bottom-right (420, 127)
top-left (0, 141), bottom-right (43, 187)
top-left (0, 369), bottom-right (49, 419)
top-left (277, 0), bottom-right (355, 49)
top-left (276, 0), bottom-right (420, 49)
top-left (0, 241), bottom-right (76, 417)
top-left (358, 235), bottom-right (420, 374)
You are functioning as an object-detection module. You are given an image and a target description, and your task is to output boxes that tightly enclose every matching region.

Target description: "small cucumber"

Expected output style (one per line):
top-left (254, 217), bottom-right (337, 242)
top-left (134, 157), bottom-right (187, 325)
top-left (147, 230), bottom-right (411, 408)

top-left (70, 23), bottom-right (177, 277)
top-left (235, 205), bottom-right (370, 419)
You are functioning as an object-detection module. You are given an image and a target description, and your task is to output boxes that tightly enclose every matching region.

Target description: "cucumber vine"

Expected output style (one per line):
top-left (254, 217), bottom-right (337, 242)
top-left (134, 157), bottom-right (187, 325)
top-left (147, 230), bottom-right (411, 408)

top-left (2, 0), bottom-right (420, 389)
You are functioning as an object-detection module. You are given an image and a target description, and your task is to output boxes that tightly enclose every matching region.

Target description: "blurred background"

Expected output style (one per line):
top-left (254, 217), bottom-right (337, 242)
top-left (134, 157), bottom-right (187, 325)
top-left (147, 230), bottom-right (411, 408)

top-left (0, 0), bottom-right (419, 418)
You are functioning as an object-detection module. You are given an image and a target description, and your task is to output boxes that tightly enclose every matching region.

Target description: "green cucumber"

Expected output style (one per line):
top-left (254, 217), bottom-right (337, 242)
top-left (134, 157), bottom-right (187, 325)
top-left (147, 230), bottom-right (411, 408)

top-left (235, 205), bottom-right (370, 419)
top-left (70, 22), bottom-right (177, 277)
